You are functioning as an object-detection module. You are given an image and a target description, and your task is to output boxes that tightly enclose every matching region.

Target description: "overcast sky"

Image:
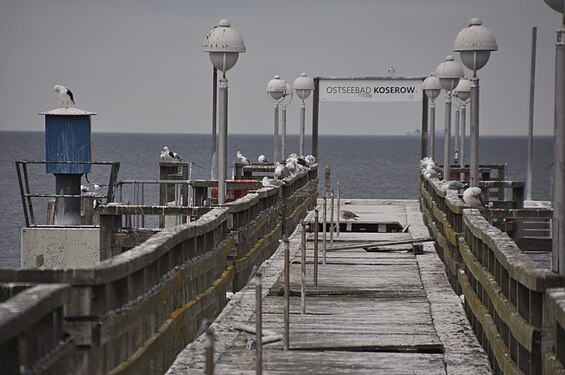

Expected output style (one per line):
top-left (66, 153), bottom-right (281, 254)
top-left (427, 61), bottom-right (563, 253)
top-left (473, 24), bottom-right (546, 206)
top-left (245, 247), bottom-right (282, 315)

top-left (0, 0), bottom-right (561, 135)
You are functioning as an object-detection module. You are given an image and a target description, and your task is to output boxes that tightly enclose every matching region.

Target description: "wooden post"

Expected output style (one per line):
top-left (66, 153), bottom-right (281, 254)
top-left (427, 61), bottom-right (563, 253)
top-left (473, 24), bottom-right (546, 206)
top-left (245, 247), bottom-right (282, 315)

top-left (205, 327), bottom-right (214, 375)
top-left (255, 271), bottom-right (262, 375)
top-left (314, 208), bottom-right (319, 287)
top-left (99, 212), bottom-right (121, 260)
top-left (283, 236), bottom-right (290, 350)
top-left (301, 221), bottom-right (306, 315)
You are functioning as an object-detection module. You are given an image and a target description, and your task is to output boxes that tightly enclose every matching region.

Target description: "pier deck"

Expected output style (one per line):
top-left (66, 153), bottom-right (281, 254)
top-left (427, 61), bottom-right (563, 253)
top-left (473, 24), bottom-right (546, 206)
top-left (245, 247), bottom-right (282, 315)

top-left (167, 200), bottom-right (491, 374)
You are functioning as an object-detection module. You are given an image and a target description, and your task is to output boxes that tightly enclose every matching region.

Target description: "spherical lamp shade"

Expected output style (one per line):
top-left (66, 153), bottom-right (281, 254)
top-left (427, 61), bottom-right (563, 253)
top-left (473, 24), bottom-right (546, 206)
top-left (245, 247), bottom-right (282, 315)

top-left (423, 73), bottom-right (442, 100)
top-left (543, 0), bottom-right (564, 13)
top-left (454, 78), bottom-right (472, 101)
top-left (203, 19), bottom-right (246, 72)
top-left (453, 18), bottom-right (497, 72)
top-left (293, 73), bottom-right (314, 100)
top-left (435, 55), bottom-right (465, 92)
top-left (267, 75), bottom-right (287, 101)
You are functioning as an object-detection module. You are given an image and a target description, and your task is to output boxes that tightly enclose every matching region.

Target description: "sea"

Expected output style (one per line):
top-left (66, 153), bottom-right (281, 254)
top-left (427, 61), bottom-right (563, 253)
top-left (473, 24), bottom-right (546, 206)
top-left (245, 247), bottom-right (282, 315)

top-left (0, 131), bottom-right (554, 268)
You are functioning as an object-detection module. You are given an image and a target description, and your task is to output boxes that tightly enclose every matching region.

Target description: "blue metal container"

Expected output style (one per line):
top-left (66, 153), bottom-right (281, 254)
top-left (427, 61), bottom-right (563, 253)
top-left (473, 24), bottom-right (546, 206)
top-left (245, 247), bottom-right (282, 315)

top-left (40, 108), bottom-right (96, 174)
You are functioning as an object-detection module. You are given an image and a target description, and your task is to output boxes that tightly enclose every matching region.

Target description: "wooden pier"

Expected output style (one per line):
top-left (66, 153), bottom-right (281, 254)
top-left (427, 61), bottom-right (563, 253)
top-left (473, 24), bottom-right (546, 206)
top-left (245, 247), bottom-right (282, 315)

top-left (166, 200), bottom-right (491, 374)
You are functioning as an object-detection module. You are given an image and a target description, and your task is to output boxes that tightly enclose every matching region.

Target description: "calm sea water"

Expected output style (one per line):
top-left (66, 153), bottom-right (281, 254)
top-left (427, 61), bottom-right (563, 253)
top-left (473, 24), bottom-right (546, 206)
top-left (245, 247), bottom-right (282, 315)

top-left (0, 131), bottom-right (553, 268)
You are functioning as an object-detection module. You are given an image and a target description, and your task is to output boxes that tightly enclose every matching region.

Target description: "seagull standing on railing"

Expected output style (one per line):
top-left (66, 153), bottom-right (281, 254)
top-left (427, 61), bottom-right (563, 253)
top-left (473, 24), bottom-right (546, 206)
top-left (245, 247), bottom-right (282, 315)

top-left (237, 151), bottom-right (250, 165)
top-left (53, 85), bottom-right (75, 108)
top-left (463, 187), bottom-right (488, 208)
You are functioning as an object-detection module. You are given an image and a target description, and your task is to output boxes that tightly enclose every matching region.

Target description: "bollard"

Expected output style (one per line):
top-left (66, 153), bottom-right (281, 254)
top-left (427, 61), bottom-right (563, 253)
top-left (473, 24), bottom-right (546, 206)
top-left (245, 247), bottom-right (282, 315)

top-left (330, 191), bottom-right (335, 245)
top-left (322, 196), bottom-right (327, 265)
top-left (255, 271), bottom-right (262, 375)
top-left (301, 220), bottom-right (306, 315)
top-left (283, 235), bottom-right (290, 350)
top-left (205, 326), bottom-right (214, 375)
top-left (314, 208), bottom-right (319, 287)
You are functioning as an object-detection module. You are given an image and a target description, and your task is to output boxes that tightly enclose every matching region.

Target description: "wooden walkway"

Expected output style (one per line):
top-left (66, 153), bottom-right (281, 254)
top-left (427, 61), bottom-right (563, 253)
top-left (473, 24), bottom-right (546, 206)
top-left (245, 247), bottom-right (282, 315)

top-left (167, 200), bottom-right (492, 374)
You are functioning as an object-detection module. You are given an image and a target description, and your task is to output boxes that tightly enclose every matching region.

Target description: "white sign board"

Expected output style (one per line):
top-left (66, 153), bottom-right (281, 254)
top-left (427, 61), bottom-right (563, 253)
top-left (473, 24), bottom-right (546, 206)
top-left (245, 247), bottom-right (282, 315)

top-left (319, 78), bottom-right (423, 103)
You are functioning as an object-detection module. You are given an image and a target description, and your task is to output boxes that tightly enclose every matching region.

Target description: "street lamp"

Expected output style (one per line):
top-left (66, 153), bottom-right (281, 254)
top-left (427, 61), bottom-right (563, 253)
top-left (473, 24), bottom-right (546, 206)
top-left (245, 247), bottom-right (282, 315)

top-left (267, 75), bottom-right (287, 163)
top-left (453, 78), bottom-right (471, 180)
top-left (453, 17), bottom-right (497, 187)
top-left (293, 73), bottom-right (314, 156)
top-left (423, 73), bottom-right (441, 160)
top-left (203, 19), bottom-right (245, 205)
top-left (435, 55), bottom-right (464, 180)
top-left (280, 83), bottom-right (293, 160)
top-left (541, 0), bottom-right (565, 274)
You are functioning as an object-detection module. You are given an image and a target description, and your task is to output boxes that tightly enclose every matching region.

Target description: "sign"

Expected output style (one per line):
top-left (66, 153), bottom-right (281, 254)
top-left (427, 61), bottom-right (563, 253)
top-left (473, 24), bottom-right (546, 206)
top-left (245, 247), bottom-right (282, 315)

top-left (319, 78), bottom-right (423, 103)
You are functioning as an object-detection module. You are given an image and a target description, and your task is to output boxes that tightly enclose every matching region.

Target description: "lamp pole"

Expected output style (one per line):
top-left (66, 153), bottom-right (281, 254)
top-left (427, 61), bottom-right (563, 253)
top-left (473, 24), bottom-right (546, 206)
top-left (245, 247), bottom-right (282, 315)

top-left (542, 0), bottom-right (565, 274)
top-left (454, 78), bottom-right (471, 181)
top-left (436, 55), bottom-right (464, 180)
top-left (203, 19), bottom-right (245, 205)
top-left (267, 75), bottom-right (287, 163)
top-left (280, 83), bottom-right (293, 160)
top-left (423, 73), bottom-right (441, 160)
top-left (454, 18), bottom-right (497, 187)
top-left (293, 73), bottom-right (314, 156)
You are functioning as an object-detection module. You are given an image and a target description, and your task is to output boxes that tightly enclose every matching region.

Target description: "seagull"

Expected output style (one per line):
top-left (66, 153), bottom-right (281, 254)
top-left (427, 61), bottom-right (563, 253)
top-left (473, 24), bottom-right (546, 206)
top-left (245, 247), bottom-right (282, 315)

top-left (340, 210), bottom-right (359, 220)
top-left (161, 146), bottom-right (181, 161)
top-left (53, 85), bottom-right (75, 108)
top-left (447, 180), bottom-right (466, 190)
top-left (258, 154), bottom-right (268, 164)
top-left (274, 162), bottom-right (289, 179)
top-left (237, 151), bottom-right (250, 165)
top-left (80, 184), bottom-right (89, 193)
top-left (262, 176), bottom-right (285, 188)
top-left (463, 187), bottom-right (488, 208)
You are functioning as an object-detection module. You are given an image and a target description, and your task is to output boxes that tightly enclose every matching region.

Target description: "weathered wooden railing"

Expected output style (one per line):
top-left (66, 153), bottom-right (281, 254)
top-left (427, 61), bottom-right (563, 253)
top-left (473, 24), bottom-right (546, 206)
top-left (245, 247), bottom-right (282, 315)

top-left (420, 172), bottom-right (565, 375)
top-left (0, 283), bottom-right (76, 374)
top-left (0, 167), bottom-right (318, 374)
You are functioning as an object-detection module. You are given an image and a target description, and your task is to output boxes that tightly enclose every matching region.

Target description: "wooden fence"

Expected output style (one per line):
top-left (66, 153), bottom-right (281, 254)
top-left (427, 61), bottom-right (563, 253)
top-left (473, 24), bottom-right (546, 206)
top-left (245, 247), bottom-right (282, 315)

top-left (0, 166), bottom-right (318, 374)
top-left (419, 172), bottom-right (565, 375)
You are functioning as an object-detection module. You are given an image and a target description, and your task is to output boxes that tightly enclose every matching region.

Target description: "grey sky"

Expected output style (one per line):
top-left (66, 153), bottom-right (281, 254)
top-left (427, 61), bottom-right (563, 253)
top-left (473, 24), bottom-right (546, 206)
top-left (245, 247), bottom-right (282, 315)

top-left (0, 0), bottom-right (561, 135)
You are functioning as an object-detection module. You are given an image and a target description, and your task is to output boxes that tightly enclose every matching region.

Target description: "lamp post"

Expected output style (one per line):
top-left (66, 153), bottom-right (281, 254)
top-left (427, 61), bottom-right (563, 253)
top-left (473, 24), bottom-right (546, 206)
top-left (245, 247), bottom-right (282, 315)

top-left (436, 55), bottom-right (464, 180)
top-left (203, 19), bottom-right (245, 205)
top-left (423, 73), bottom-right (441, 160)
top-left (541, 0), bottom-right (565, 274)
top-left (293, 73), bottom-right (314, 156)
top-left (267, 75), bottom-right (287, 163)
top-left (280, 83), bottom-right (293, 160)
top-left (454, 18), bottom-right (497, 187)
top-left (454, 78), bottom-right (471, 181)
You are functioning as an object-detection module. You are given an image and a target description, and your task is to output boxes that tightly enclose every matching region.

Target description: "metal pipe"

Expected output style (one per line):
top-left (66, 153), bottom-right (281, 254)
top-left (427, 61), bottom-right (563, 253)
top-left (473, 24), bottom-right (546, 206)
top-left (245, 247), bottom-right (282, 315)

top-left (218, 77), bottom-right (229, 204)
top-left (282, 104), bottom-right (287, 160)
top-left (470, 77), bottom-right (480, 187)
top-left (336, 182), bottom-right (341, 237)
top-left (322, 196), bottom-right (327, 265)
top-left (283, 235), bottom-right (290, 350)
top-left (460, 104), bottom-right (466, 181)
top-left (211, 67), bottom-right (218, 180)
top-left (443, 93), bottom-right (452, 180)
top-left (255, 271), bottom-right (262, 375)
top-left (527, 26), bottom-right (537, 201)
top-left (454, 104), bottom-right (460, 164)
top-left (553, 21), bottom-right (565, 275)
top-left (314, 208), bottom-right (319, 286)
top-left (329, 191), bottom-right (335, 245)
top-left (430, 100), bottom-right (436, 160)
top-left (300, 101), bottom-right (305, 156)
top-left (274, 103), bottom-right (279, 163)
top-left (301, 221), bottom-right (306, 315)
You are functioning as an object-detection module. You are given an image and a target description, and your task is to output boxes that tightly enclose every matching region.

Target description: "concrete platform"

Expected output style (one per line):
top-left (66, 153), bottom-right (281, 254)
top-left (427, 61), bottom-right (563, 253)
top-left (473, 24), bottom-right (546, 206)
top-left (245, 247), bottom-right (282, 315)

top-left (166, 200), bottom-right (492, 374)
